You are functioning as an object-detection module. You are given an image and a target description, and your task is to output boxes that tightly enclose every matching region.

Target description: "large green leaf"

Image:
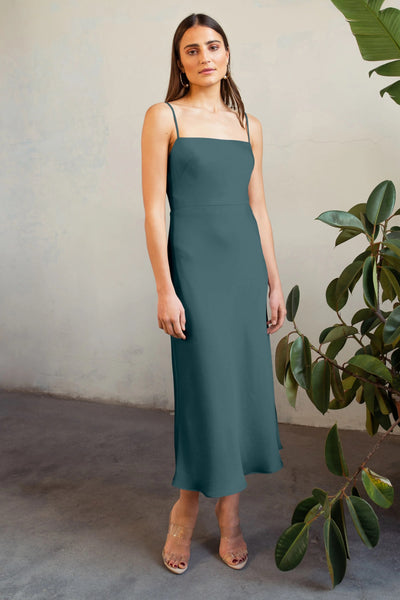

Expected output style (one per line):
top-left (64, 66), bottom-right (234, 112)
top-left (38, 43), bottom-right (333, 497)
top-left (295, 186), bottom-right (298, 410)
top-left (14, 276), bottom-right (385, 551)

top-left (361, 467), bottom-right (394, 508)
top-left (368, 322), bottom-right (385, 355)
top-left (291, 496), bottom-right (320, 525)
top-left (380, 266), bottom-right (396, 302)
top-left (366, 406), bottom-right (380, 435)
top-left (311, 360), bottom-right (331, 414)
top-left (336, 261), bottom-right (363, 300)
top-left (330, 364), bottom-right (346, 404)
top-left (316, 210), bottom-right (365, 231)
top-left (349, 202), bottom-right (376, 237)
top-left (326, 337), bottom-right (347, 360)
top-left (356, 387), bottom-right (366, 406)
top-left (329, 0), bottom-right (400, 59)
top-left (275, 522), bottom-right (310, 571)
top-left (391, 347), bottom-right (400, 371)
top-left (362, 256), bottom-right (378, 308)
top-left (356, 385), bottom-right (364, 405)
top-left (379, 78), bottom-right (400, 103)
top-left (325, 424), bottom-right (349, 477)
top-left (360, 315), bottom-right (381, 336)
top-left (381, 248), bottom-right (400, 272)
top-left (345, 495), bottom-right (380, 548)
top-left (387, 228), bottom-right (400, 237)
top-left (286, 285), bottom-right (299, 322)
top-left (275, 335), bottom-right (290, 385)
top-left (284, 364), bottom-right (298, 408)
top-left (370, 58), bottom-right (400, 76)
top-left (324, 518), bottom-right (347, 588)
top-left (383, 235), bottom-right (400, 250)
top-left (329, 388), bottom-right (355, 410)
top-left (381, 266), bottom-right (400, 299)
top-left (352, 308), bottom-right (376, 325)
top-left (331, 498), bottom-right (350, 559)
top-left (312, 488), bottom-right (330, 518)
top-left (343, 374), bottom-right (358, 390)
top-left (321, 325), bottom-right (358, 343)
top-left (326, 278), bottom-right (348, 311)
top-left (290, 335), bottom-right (312, 389)
top-left (383, 305), bottom-right (400, 345)
top-left (363, 381), bottom-right (376, 413)
top-left (376, 412), bottom-right (392, 430)
top-left (347, 354), bottom-right (392, 382)
top-left (304, 503), bottom-right (322, 523)
top-left (365, 180), bottom-right (396, 225)
top-left (329, 0), bottom-right (400, 105)
top-left (335, 228), bottom-right (361, 246)
top-left (375, 388), bottom-right (391, 414)
top-left (383, 240), bottom-right (400, 258)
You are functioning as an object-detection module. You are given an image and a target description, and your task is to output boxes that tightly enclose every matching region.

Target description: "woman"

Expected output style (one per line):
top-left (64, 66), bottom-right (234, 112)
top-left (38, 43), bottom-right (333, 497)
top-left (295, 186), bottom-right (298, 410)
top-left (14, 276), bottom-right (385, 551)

top-left (141, 13), bottom-right (286, 574)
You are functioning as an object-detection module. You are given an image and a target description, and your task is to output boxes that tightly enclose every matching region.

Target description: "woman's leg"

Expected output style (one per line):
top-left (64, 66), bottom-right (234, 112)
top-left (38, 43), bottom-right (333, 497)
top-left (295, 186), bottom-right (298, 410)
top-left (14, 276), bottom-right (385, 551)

top-left (215, 492), bottom-right (248, 566)
top-left (162, 489), bottom-right (200, 570)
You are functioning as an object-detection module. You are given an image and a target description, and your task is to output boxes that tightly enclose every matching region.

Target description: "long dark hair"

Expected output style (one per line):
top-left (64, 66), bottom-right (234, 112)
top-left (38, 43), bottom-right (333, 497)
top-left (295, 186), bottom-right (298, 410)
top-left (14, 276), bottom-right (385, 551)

top-left (165, 13), bottom-right (246, 129)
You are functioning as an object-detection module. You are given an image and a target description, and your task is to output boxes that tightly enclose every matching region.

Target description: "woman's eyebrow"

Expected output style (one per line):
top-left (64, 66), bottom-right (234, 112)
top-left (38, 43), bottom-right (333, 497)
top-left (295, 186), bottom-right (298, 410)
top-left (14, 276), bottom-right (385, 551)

top-left (183, 40), bottom-right (221, 49)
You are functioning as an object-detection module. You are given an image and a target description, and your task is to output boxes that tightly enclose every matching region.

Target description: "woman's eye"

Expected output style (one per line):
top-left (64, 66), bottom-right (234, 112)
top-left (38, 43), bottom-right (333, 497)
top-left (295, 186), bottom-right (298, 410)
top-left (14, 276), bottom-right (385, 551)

top-left (187, 49), bottom-right (197, 55)
top-left (210, 45), bottom-right (219, 50)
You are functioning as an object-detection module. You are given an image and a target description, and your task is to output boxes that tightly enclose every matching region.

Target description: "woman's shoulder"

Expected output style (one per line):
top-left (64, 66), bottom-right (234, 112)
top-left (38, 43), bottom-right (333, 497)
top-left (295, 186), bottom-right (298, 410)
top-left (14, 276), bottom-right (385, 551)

top-left (144, 101), bottom-right (172, 119)
top-left (143, 102), bottom-right (176, 137)
top-left (245, 112), bottom-right (262, 130)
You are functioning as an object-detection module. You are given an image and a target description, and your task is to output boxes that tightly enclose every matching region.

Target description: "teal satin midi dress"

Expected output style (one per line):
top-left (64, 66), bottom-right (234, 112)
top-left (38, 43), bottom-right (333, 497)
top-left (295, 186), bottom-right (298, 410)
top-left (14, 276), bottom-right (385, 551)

top-left (165, 101), bottom-right (283, 498)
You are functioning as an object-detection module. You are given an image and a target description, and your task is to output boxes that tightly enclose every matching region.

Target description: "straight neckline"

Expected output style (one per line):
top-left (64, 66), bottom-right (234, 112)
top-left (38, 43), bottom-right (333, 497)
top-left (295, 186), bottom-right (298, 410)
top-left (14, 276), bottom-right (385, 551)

top-left (168, 136), bottom-right (252, 158)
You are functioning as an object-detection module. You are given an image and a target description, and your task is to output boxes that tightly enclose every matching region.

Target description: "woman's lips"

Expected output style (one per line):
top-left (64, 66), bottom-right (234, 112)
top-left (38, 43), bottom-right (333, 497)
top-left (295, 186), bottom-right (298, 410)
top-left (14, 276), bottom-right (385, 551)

top-left (200, 69), bottom-right (215, 74)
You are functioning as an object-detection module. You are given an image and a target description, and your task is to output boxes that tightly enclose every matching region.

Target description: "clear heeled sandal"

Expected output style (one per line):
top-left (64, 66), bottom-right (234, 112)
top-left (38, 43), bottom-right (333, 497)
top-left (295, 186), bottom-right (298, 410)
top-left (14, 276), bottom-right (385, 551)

top-left (162, 521), bottom-right (194, 574)
top-left (218, 522), bottom-right (249, 570)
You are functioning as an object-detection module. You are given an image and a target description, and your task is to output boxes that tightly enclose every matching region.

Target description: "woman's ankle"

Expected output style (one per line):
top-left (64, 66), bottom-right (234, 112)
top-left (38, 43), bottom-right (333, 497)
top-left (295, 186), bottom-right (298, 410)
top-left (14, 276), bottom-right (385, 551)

top-left (171, 497), bottom-right (199, 525)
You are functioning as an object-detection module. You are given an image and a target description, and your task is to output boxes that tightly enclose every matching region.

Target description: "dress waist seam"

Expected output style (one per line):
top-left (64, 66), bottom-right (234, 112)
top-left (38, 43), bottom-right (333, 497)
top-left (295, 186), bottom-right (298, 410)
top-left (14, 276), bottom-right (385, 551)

top-left (170, 202), bottom-right (250, 212)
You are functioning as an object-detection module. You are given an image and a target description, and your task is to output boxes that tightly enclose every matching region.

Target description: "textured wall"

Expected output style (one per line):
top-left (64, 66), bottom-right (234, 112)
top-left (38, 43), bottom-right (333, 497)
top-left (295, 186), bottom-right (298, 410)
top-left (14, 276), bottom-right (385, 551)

top-left (1, 0), bottom-right (400, 431)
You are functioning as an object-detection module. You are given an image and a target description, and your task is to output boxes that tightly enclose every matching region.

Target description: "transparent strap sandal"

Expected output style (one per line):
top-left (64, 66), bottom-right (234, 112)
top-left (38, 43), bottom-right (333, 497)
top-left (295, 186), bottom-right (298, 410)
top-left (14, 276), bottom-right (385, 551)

top-left (218, 522), bottom-right (249, 570)
top-left (162, 521), bottom-right (194, 574)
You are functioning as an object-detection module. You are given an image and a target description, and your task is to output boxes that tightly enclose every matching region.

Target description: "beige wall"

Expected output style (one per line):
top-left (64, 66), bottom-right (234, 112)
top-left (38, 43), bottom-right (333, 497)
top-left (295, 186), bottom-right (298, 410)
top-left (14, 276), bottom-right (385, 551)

top-left (1, 0), bottom-right (400, 431)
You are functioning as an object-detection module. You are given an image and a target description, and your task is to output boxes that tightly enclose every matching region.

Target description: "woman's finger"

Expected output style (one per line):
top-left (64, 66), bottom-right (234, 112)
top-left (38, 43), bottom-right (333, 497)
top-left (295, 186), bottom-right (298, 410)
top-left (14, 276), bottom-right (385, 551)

top-left (172, 315), bottom-right (186, 339)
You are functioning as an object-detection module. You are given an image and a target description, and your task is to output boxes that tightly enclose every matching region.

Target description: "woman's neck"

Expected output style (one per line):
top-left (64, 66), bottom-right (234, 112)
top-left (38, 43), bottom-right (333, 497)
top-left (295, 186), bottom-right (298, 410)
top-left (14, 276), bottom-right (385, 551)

top-left (182, 83), bottom-right (227, 113)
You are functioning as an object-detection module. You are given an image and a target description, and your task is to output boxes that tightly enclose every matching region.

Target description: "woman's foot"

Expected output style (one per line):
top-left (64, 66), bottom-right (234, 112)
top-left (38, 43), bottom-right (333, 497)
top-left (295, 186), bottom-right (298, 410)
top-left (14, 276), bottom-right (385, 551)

top-left (215, 497), bottom-right (248, 569)
top-left (162, 495), bottom-right (199, 574)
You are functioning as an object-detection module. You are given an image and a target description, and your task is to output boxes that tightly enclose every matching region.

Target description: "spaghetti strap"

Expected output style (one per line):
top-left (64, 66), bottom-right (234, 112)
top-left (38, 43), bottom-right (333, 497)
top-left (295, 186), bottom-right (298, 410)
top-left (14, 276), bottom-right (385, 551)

top-left (165, 102), bottom-right (180, 138)
top-left (244, 112), bottom-right (250, 143)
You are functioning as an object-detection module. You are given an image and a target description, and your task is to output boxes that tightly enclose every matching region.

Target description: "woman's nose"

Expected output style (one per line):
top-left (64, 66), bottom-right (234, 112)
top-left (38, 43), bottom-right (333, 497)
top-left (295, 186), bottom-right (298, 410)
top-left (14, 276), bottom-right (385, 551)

top-left (199, 50), bottom-right (211, 63)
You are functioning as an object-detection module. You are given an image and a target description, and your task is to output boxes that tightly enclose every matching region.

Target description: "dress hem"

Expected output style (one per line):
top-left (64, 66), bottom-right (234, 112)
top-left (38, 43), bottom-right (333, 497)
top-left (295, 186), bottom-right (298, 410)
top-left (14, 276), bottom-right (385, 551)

top-left (171, 462), bottom-right (284, 498)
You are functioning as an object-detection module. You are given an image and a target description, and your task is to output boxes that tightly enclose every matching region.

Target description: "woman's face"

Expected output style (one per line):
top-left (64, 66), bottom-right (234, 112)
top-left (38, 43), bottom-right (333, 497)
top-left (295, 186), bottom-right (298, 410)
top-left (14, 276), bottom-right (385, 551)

top-left (178, 25), bottom-right (229, 88)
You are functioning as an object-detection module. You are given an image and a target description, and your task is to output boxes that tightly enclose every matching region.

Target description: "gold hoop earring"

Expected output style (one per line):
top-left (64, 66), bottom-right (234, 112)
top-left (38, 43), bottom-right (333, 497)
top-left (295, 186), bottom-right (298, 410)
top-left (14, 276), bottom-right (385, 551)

top-left (179, 71), bottom-right (189, 88)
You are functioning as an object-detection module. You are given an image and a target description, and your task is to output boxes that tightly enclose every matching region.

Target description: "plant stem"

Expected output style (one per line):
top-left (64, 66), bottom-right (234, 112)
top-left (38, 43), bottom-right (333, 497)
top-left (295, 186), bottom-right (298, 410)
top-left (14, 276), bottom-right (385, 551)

top-left (345, 414), bottom-right (400, 491)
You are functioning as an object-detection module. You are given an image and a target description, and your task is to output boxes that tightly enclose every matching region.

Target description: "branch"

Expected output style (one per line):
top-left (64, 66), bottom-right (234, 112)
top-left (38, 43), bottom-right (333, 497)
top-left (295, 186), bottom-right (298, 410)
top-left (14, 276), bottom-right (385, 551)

top-left (343, 415), bottom-right (400, 495)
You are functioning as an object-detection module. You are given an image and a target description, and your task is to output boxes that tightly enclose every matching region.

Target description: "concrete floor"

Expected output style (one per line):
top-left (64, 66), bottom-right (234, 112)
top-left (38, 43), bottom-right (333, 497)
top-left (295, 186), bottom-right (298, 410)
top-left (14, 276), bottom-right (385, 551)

top-left (0, 390), bottom-right (399, 600)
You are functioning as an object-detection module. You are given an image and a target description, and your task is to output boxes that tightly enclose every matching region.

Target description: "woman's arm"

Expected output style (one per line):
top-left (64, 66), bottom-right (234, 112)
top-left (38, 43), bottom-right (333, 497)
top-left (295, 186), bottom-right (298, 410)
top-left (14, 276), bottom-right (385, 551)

top-left (141, 102), bottom-right (186, 339)
top-left (247, 113), bottom-right (286, 334)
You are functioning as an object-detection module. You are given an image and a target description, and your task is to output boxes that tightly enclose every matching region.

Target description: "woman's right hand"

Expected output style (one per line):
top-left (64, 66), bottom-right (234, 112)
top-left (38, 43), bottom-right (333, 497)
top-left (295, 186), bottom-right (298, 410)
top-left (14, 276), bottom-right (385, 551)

top-left (158, 290), bottom-right (187, 339)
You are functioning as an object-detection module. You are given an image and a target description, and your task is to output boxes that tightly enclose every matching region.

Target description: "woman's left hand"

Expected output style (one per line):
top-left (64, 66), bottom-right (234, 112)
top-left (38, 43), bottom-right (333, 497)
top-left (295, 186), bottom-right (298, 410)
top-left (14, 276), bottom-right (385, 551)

top-left (267, 286), bottom-right (286, 334)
